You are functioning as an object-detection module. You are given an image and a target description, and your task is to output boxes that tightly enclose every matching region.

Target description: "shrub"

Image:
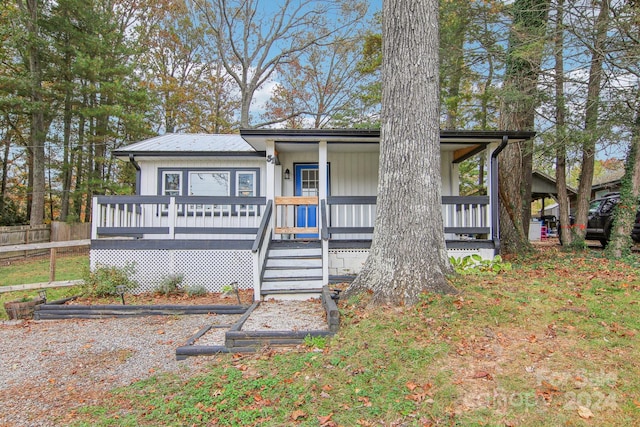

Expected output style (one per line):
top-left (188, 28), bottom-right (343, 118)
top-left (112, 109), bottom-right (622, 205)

top-left (155, 274), bottom-right (184, 295)
top-left (82, 263), bottom-right (138, 297)
top-left (185, 285), bottom-right (207, 297)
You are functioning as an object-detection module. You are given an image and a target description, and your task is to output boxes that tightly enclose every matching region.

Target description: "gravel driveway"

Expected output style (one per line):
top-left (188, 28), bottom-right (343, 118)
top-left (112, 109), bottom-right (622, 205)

top-left (0, 299), bottom-right (329, 426)
top-left (0, 314), bottom-right (237, 426)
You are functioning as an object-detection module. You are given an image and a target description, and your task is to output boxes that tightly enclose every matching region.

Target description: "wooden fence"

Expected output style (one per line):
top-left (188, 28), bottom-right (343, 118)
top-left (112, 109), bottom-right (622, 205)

top-left (0, 222), bottom-right (90, 262)
top-left (0, 240), bottom-right (90, 293)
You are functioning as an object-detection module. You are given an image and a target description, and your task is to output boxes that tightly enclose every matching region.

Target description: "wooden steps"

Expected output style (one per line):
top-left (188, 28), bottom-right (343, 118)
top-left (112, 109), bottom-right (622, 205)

top-left (261, 241), bottom-right (323, 298)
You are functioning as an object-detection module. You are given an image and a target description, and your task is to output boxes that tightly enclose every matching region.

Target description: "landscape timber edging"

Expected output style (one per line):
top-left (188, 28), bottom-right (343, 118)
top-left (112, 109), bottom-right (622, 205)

top-left (321, 286), bottom-right (340, 332)
top-left (175, 291), bottom-right (341, 358)
top-left (33, 303), bottom-right (249, 320)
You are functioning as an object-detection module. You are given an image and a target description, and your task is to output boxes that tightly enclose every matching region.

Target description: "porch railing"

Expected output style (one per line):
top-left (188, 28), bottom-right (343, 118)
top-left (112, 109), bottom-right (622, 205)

top-left (326, 195), bottom-right (490, 239)
top-left (92, 195), bottom-right (267, 239)
top-left (92, 194), bottom-right (491, 241)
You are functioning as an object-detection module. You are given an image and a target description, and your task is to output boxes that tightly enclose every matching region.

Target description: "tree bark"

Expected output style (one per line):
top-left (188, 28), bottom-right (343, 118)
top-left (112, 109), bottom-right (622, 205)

top-left (573, 0), bottom-right (610, 243)
top-left (0, 126), bottom-right (10, 214)
top-left (606, 108), bottom-right (640, 258)
top-left (19, 0), bottom-right (47, 225)
top-left (344, 0), bottom-right (456, 306)
top-left (554, 0), bottom-right (572, 246)
top-left (497, 0), bottom-right (550, 255)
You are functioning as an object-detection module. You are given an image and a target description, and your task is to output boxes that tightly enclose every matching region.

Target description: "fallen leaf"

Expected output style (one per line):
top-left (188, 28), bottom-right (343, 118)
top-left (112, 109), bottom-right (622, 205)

top-left (358, 396), bottom-right (372, 407)
top-left (407, 392), bottom-right (429, 402)
top-left (406, 381), bottom-right (419, 391)
top-left (317, 413), bottom-right (334, 425)
top-left (577, 405), bottom-right (594, 419)
top-left (290, 409), bottom-right (306, 421)
top-left (471, 371), bottom-right (492, 380)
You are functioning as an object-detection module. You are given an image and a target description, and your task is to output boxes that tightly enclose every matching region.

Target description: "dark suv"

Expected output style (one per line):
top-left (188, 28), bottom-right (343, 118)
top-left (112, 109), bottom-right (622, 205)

top-left (582, 193), bottom-right (640, 246)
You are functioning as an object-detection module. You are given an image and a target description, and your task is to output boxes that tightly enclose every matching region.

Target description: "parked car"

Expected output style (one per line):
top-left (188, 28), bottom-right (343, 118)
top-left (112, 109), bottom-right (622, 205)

top-left (560, 193), bottom-right (640, 247)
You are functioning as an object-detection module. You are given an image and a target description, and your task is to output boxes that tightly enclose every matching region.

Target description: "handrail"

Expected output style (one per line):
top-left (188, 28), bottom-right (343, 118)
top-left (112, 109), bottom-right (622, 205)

top-left (327, 195), bottom-right (489, 205)
top-left (252, 200), bottom-right (273, 253)
top-left (320, 199), bottom-right (329, 240)
top-left (327, 196), bottom-right (377, 205)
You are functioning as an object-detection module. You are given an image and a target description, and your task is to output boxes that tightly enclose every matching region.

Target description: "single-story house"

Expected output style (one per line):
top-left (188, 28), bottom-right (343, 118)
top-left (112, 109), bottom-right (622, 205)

top-left (91, 129), bottom-right (535, 299)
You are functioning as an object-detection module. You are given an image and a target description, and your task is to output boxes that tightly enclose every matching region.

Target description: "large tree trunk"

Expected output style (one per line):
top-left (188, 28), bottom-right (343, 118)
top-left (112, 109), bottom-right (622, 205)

top-left (344, 0), bottom-right (456, 306)
top-left (573, 0), bottom-right (610, 243)
top-left (20, 0), bottom-right (47, 225)
top-left (0, 126), bottom-right (10, 214)
top-left (554, 0), bottom-right (572, 246)
top-left (497, 0), bottom-right (550, 255)
top-left (606, 109), bottom-right (640, 258)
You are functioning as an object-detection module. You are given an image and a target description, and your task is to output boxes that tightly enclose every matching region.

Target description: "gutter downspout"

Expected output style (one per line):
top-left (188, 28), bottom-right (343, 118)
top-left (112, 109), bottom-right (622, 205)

top-left (129, 154), bottom-right (141, 195)
top-left (490, 135), bottom-right (509, 255)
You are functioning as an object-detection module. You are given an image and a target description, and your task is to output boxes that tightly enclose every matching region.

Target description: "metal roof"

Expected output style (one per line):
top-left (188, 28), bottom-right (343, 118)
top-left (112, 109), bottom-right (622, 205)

top-left (113, 133), bottom-right (257, 157)
top-left (240, 128), bottom-right (536, 151)
top-left (113, 130), bottom-right (537, 157)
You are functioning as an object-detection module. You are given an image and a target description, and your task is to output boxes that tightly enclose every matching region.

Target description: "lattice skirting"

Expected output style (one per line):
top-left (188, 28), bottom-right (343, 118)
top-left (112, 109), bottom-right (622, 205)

top-left (329, 247), bottom-right (494, 276)
top-left (447, 248), bottom-right (495, 260)
top-left (90, 249), bottom-right (253, 293)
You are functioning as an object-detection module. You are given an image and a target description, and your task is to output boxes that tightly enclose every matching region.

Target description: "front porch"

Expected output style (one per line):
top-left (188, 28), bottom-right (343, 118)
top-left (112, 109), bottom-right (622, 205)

top-left (91, 129), bottom-right (535, 299)
top-left (90, 193), bottom-right (496, 298)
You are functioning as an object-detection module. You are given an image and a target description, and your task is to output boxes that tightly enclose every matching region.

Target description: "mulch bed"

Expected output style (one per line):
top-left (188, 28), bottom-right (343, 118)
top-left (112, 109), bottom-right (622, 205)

top-left (66, 289), bottom-right (254, 306)
top-left (34, 290), bottom-right (254, 320)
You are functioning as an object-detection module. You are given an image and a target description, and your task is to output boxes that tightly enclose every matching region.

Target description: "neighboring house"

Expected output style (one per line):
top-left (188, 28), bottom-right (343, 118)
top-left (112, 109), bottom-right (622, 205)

top-left (530, 170), bottom-right (578, 234)
top-left (590, 175), bottom-right (624, 200)
top-left (91, 129), bottom-right (535, 299)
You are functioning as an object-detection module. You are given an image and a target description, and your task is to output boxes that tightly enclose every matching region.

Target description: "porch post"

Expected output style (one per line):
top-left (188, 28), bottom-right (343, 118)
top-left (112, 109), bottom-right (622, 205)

top-left (266, 139), bottom-right (276, 233)
top-left (319, 140), bottom-right (329, 285)
top-left (266, 139), bottom-right (275, 201)
top-left (91, 197), bottom-right (99, 239)
top-left (489, 136), bottom-right (509, 254)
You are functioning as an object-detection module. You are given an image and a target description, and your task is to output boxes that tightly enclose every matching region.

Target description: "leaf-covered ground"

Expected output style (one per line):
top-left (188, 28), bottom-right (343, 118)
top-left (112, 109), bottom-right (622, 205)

top-left (9, 244), bottom-right (640, 426)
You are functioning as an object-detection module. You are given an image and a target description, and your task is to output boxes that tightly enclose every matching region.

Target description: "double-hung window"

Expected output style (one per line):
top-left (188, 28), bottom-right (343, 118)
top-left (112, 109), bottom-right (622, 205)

top-left (236, 171), bottom-right (256, 213)
top-left (161, 171), bottom-right (182, 211)
top-left (162, 171), bottom-right (181, 197)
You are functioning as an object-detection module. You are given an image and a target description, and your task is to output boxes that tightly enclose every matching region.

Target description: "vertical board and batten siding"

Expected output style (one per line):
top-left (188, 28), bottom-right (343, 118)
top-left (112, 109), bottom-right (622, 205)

top-left (137, 158), bottom-right (266, 196)
top-left (327, 152), bottom-right (378, 240)
top-left (128, 158), bottom-right (267, 240)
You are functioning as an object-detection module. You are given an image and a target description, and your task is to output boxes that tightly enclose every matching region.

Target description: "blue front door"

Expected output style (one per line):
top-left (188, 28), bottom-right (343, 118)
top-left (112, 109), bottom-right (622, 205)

top-left (294, 164), bottom-right (325, 238)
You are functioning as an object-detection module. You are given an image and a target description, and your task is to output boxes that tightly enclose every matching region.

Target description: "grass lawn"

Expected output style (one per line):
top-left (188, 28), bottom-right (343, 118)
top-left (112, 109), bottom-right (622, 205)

top-left (0, 254), bottom-right (88, 319)
top-left (39, 247), bottom-right (640, 425)
top-left (0, 253), bottom-right (88, 287)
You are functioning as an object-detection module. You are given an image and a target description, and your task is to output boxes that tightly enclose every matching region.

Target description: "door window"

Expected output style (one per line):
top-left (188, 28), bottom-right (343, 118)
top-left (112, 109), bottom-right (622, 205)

top-left (301, 168), bottom-right (319, 196)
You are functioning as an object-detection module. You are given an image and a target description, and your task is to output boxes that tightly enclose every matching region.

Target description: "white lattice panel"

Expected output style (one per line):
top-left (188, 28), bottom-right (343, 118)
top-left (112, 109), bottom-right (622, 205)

top-left (90, 249), bottom-right (253, 293)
